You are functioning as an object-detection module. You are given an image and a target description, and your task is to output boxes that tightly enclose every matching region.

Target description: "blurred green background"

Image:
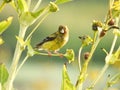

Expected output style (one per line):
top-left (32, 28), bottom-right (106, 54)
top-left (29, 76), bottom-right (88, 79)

top-left (0, 0), bottom-right (120, 90)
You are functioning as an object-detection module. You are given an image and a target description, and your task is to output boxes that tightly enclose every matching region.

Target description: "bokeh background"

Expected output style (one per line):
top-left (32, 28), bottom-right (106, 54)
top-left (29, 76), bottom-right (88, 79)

top-left (0, 0), bottom-right (120, 90)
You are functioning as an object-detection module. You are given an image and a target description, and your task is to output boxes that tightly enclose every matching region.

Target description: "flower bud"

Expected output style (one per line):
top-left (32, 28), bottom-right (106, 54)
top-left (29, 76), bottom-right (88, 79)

top-left (92, 20), bottom-right (102, 31)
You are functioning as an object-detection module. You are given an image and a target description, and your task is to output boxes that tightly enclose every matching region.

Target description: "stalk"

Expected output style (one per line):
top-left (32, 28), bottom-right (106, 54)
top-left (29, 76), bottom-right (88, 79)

top-left (6, 24), bottom-right (28, 90)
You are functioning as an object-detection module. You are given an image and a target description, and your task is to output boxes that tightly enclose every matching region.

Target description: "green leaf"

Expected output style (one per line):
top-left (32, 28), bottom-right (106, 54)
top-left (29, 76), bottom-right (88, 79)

top-left (19, 7), bottom-right (47, 26)
top-left (55, 0), bottom-right (72, 5)
top-left (107, 72), bottom-right (120, 87)
top-left (0, 37), bottom-right (4, 45)
top-left (0, 63), bottom-right (9, 85)
top-left (64, 49), bottom-right (75, 63)
top-left (105, 47), bottom-right (120, 64)
top-left (27, 38), bottom-right (35, 56)
top-left (49, 2), bottom-right (59, 12)
top-left (61, 64), bottom-right (76, 90)
top-left (19, 12), bottom-right (36, 26)
top-left (0, 17), bottom-right (13, 35)
top-left (16, 36), bottom-right (26, 50)
top-left (3, 0), bottom-right (12, 3)
top-left (15, 0), bottom-right (28, 14)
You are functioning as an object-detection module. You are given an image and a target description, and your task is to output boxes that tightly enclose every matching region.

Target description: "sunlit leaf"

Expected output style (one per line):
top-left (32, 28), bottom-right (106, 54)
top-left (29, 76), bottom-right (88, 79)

top-left (0, 63), bottom-right (9, 85)
top-left (0, 37), bottom-right (4, 45)
top-left (19, 12), bottom-right (36, 26)
top-left (0, 17), bottom-right (13, 35)
top-left (107, 72), bottom-right (120, 87)
top-left (3, 0), bottom-right (12, 3)
top-left (105, 47), bottom-right (120, 64)
top-left (27, 38), bottom-right (35, 56)
top-left (16, 36), bottom-right (26, 50)
top-left (61, 64), bottom-right (76, 90)
top-left (20, 7), bottom-right (47, 26)
top-left (15, 0), bottom-right (28, 14)
top-left (55, 0), bottom-right (72, 5)
top-left (111, 0), bottom-right (120, 17)
top-left (49, 2), bottom-right (59, 12)
top-left (64, 49), bottom-right (75, 63)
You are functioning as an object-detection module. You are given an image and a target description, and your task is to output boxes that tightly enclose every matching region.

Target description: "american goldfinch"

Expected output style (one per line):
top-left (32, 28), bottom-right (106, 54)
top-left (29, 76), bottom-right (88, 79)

top-left (35, 25), bottom-right (69, 53)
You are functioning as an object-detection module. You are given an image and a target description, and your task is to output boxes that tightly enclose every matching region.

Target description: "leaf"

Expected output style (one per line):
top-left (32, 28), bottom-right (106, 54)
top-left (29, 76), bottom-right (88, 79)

top-left (0, 17), bottom-right (13, 35)
top-left (3, 0), bottom-right (12, 3)
top-left (61, 64), bottom-right (76, 90)
top-left (19, 12), bottom-right (36, 26)
top-left (27, 38), bottom-right (35, 56)
top-left (20, 7), bottom-right (46, 26)
top-left (49, 2), bottom-right (59, 12)
top-left (64, 49), bottom-right (75, 63)
top-left (0, 37), bottom-right (4, 45)
top-left (15, 0), bottom-right (28, 14)
top-left (105, 47), bottom-right (120, 64)
top-left (16, 36), bottom-right (26, 50)
top-left (0, 63), bottom-right (9, 85)
top-left (107, 72), bottom-right (120, 87)
top-left (55, 0), bottom-right (72, 5)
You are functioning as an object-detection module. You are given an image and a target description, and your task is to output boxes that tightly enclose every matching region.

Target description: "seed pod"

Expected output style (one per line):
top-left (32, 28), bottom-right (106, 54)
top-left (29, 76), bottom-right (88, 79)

top-left (108, 19), bottom-right (115, 26)
top-left (99, 30), bottom-right (107, 38)
top-left (84, 52), bottom-right (90, 60)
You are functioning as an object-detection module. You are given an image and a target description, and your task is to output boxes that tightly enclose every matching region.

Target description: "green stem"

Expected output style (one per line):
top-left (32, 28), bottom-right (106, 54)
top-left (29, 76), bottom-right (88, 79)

top-left (32, 0), bottom-right (42, 12)
top-left (6, 24), bottom-right (28, 90)
top-left (25, 12), bottom-right (50, 41)
top-left (88, 64), bottom-right (109, 89)
top-left (15, 55), bottom-right (29, 77)
top-left (36, 52), bottom-right (63, 57)
top-left (76, 37), bottom-right (101, 90)
top-left (87, 16), bottom-right (119, 90)
top-left (78, 46), bottom-right (83, 73)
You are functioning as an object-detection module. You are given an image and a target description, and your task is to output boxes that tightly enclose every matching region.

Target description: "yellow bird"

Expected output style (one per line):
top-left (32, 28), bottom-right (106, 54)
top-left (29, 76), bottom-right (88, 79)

top-left (35, 25), bottom-right (69, 53)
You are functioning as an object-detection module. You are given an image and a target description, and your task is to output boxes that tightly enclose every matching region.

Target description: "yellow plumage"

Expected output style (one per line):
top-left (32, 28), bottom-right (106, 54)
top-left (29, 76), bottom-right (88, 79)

top-left (35, 25), bottom-right (69, 52)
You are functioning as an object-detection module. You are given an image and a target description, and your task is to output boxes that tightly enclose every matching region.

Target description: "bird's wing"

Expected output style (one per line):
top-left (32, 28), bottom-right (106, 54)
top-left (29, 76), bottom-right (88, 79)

top-left (36, 32), bottom-right (58, 47)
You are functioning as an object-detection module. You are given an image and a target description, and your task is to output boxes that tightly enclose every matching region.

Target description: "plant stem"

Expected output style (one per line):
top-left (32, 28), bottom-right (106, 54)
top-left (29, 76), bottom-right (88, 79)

top-left (76, 37), bottom-right (101, 90)
top-left (87, 16), bottom-right (119, 90)
top-left (88, 64), bottom-right (109, 89)
top-left (32, 0), bottom-right (42, 12)
top-left (6, 24), bottom-right (28, 90)
top-left (15, 55), bottom-right (29, 77)
top-left (78, 46), bottom-right (83, 73)
top-left (25, 12), bottom-right (50, 41)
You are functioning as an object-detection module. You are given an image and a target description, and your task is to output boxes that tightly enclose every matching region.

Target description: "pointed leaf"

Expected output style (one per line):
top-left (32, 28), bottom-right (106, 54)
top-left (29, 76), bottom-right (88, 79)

top-left (61, 64), bottom-right (76, 90)
top-left (64, 49), bottom-right (75, 63)
top-left (0, 63), bottom-right (9, 85)
top-left (0, 37), bottom-right (4, 45)
top-left (15, 0), bottom-right (28, 13)
top-left (27, 38), bottom-right (35, 56)
top-left (20, 12), bottom-right (36, 26)
top-left (16, 36), bottom-right (26, 50)
top-left (3, 0), bottom-right (12, 3)
top-left (55, 0), bottom-right (72, 5)
top-left (49, 2), bottom-right (59, 12)
top-left (0, 17), bottom-right (13, 35)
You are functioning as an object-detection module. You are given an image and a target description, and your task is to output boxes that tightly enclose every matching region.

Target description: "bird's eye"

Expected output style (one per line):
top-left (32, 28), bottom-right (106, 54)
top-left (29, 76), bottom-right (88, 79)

top-left (60, 29), bottom-right (65, 34)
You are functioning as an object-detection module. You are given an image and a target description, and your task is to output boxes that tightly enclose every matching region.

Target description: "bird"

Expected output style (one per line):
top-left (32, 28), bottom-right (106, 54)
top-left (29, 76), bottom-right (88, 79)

top-left (35, 25), bottom-right (69, 54)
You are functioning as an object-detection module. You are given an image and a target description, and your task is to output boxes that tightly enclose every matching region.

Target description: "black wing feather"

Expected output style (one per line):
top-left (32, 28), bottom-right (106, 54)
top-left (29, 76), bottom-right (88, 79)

top-left (36, 33), bottom-right (57, 47)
